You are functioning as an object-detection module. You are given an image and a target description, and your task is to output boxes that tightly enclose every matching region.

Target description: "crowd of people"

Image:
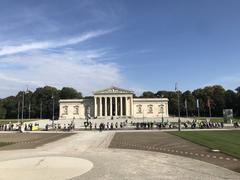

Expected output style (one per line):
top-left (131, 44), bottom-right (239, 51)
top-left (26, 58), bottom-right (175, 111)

top-left (183, 120), bottom-right (224, 129)
top-left (83, 120), bottom-right (128, 132)
top-left (45, 120), bottom-right (75, 131)
top-left (0, 122), bottom-right (39, 132)
top-left (132, 119), bottom-right (230, 130)
top-left (0, 122), bottom-right (15, 131)
top-left (0, 118), bottom-right (239, 132)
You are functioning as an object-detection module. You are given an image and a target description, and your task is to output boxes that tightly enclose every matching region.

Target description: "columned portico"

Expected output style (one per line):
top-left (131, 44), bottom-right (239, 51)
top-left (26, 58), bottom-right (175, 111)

top-left (110, 97), bottom-right (112, 116)
top-left (94, 96), bottom-right (130, 117)
top-left (93, 87), bottom-right (134, 118)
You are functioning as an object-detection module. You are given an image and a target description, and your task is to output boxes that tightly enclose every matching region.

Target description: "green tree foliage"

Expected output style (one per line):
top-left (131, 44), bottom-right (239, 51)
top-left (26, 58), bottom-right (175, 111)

top-left (142, 85), bottom-right (240, 117)
top-left (0, 100), bottom-right (7, 119)
top-left (0, 86), bottom-right (81, 119)
top-left (141, 91), bottom-right (155, 98)
top-left (1, 85), bottom-right (240, 119)
top-left (60, 87), bottom-right (82, 99)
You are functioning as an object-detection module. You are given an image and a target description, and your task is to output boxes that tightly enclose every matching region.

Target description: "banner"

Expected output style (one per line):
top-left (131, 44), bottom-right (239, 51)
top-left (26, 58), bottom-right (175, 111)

top-left (196, 99), bottom-right (199, 109)
top-left (184, 99), bottom-right (188, 109)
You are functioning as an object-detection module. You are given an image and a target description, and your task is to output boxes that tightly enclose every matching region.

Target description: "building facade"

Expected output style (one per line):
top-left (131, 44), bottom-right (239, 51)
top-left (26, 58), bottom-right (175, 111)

top-left (59, 87), bottom-right (169, 120)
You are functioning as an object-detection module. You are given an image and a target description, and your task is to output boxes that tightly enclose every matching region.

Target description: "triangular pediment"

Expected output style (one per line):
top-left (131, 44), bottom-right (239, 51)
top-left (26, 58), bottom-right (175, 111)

top-left (94, 86), bottom-right (134, 95)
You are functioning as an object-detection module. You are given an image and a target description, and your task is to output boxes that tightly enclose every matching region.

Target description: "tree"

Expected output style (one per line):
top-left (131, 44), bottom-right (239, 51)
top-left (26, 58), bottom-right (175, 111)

top-left (235, 87), bottom-right (240, 93)
top-left (60, 87), bottom-right (82, 99)
top-left (0, 100), bottom-right (6, 119)
top-left (32, 86), bottom-right (60, 119)
top-left (225, 90), bottom-right (237, 116)
top-left (2, 96), bottom-right (18, 119)
top-left (211, 85), bottom-right (225, 116)
top-left (141, 91), bottom-right (156, 98)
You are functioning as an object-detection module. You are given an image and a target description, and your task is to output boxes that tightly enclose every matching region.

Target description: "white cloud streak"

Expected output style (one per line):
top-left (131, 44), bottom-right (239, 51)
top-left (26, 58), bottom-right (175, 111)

top-left (0, 29), bottom-right (114, 56)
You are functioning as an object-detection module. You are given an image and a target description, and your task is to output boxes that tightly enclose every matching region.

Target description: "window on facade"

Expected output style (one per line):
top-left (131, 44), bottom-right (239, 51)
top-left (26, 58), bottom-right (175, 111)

top-left (63, 106), bottom-right (68, 115)
top-left (148, 105), bottom-right (153, 113)
top-left (73, 106), bottom-right (79, 115)
top-left (136, 105), bottom-right (142, 114)
top-left (159, 105), bottom-right (164, 114)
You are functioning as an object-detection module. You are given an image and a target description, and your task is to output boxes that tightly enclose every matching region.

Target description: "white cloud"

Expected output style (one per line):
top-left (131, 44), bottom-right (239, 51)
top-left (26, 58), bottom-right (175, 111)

top-left (0, 49), bottom-right (123, 97)
top-left (0, 29), bottom-right (114, 56)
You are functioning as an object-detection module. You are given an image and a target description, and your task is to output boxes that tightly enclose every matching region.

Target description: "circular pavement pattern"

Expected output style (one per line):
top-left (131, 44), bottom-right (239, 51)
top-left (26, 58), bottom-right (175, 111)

top-left (0, 156), bottom-right (93, 180)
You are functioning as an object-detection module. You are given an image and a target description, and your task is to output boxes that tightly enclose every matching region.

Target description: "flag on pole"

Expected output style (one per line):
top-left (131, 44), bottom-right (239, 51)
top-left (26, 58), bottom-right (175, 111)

top-left (207, 99), bottom-right (211, 108)
top-left (175, 82), bottom-right (178, 91)
top-left (184, 99), bottom-right (188, 109)
top-left (207, 98), bottom-right (212, 117)
top-left (196, 99), bottom-right (199, 109)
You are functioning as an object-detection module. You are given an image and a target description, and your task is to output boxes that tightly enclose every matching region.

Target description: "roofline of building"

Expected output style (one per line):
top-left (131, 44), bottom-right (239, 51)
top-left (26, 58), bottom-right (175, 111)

top-left (59, 99), bottom-right (84, 103)
top-left (93, 86), bottom-right (134, 95)
top-left (133, 98), bottom-right (169, 101)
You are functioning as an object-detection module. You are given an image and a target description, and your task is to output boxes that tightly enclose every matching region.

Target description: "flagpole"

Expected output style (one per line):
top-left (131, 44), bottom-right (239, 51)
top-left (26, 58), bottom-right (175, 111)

top-left (21, 91), bottom-right (25, 122)
top-left (52, 91), bottom-right (55, 129)
top-left (175, 83), bottom-right (181, 131)
top-left (208, 99), bottom-right (212, 117)
top-left (17, 101), bottom-right (20, 124)
top-left (185, 99), bottom-right (188, 118)
top-left (197, 99), bottom-right (200, 117)
top-left (40, 99), bottom-right (43, 119)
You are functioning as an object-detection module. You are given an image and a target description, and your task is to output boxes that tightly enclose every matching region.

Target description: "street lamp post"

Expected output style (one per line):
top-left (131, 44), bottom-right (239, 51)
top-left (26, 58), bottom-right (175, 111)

top-left (21, 91), bottom-right (25, 122)
top-left (17, 101), bottom-right (20, 124)
top-left (28, 101), bottom-right (31, 120)
top-left (52, 93), bottom-right (55, 128)
top-left (175, 83), bottom-right (181, 131)
top-left (40, 99), bottom-right (43, 119)
top-left (177, 90), bottom-right (181, 131)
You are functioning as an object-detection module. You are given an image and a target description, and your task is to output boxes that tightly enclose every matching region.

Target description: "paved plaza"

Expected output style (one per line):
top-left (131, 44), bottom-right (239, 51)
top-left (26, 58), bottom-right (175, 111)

top-left (0, 130), bottom-right (239, 180)
top-left (109, 132), bottom-right (240, 173)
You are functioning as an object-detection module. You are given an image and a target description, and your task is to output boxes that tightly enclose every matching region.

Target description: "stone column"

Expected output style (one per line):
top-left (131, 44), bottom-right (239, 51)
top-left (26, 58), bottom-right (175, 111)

top-left (131, 96), bottom-right (134, 117)
top-left (99, 97), bottom-right (102, 117)
top-left (125, 97), bottom-right (127, 116)
top-left (124, 97), bottom-right (126, 116)
top-left (110, 97), bottom-right (112, 116)
top-left (115, 97), bottom-right (118, 116)
top-left (105, 97), bottom-right (107, 117)
top-left (94, 97), bottom-right (97, 117)
top-left (120, 97), bottom-right (123, 116)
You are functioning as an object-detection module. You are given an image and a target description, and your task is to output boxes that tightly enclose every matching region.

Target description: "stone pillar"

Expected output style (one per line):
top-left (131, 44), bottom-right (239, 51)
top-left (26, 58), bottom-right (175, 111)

top-left (115, 97), bottom-right (118, 116)
top-left (105, 97), bottom-right (107, 117)
top-left (130, 96), bottom-right (134, 117)
top-left (124, 97), bottom-right (126, 116)
top-left (94, 97), bottom-right (97, 117)
top-left (120, 97), bottom-right (123, 116)
top-left (99, 97), bottom-right (102, 117)
top-left (110, 97), bottom-right (112, 116)
top-left (125, 97), bottom-right (128, 116)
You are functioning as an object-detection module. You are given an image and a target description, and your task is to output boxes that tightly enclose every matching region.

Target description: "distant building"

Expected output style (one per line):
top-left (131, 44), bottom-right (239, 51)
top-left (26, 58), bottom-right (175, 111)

top-left (59, 86), bottom-right (169, 119)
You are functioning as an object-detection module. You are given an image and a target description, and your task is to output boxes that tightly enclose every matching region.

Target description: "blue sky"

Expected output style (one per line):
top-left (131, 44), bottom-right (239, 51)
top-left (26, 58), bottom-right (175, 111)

top-left (0, 0), bottom-right (240, 97)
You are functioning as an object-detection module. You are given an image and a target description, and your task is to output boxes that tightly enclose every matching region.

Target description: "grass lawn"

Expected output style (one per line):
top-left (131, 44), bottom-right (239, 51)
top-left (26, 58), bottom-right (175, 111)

top-left (170, 130), bottom-right (240, 159)
top-left (197, 117), bottom-right (224, 122)
top-left (197, 117), bottom-right (240, 122)
top-left (0, 142), bottom-right (13, 148)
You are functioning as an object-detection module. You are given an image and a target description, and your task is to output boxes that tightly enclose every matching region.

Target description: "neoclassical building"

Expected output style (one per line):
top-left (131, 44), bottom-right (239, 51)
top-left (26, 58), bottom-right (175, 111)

top-left (59, 87), bottom-right (169, 119)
